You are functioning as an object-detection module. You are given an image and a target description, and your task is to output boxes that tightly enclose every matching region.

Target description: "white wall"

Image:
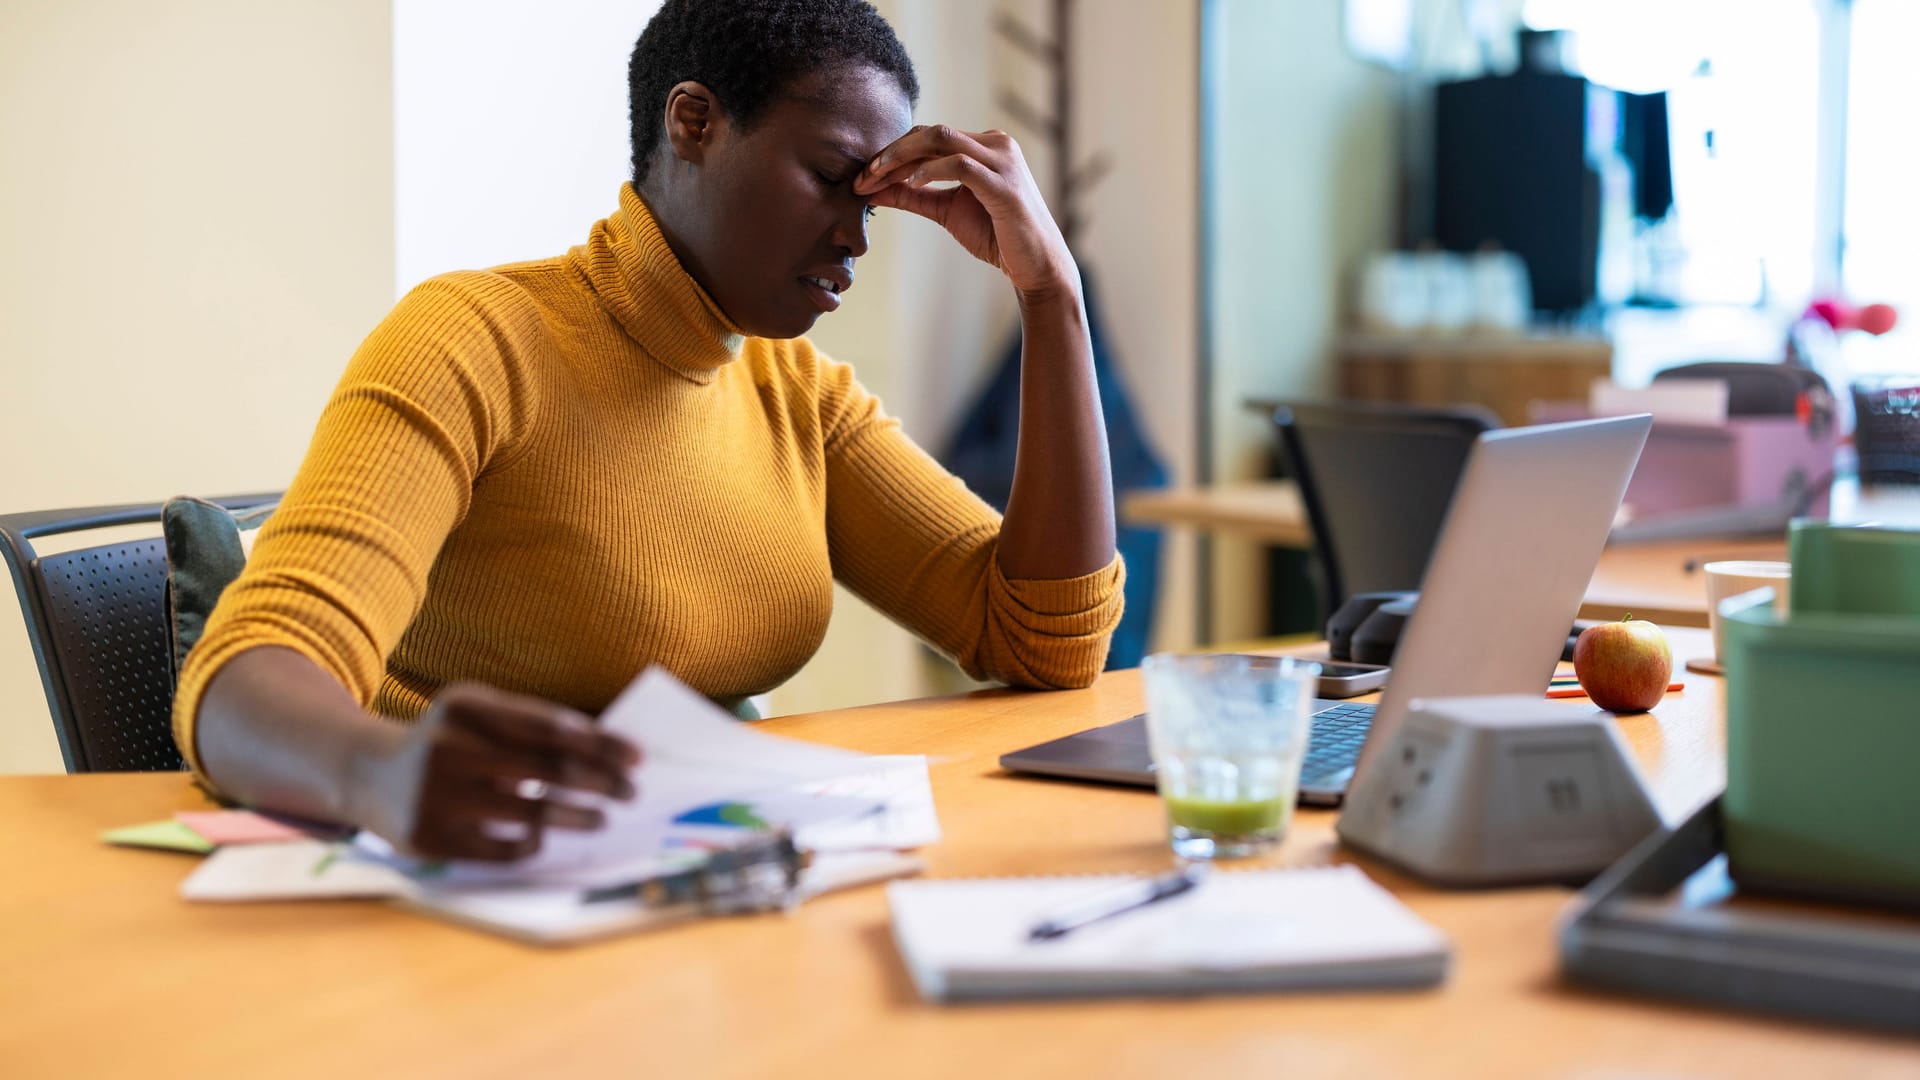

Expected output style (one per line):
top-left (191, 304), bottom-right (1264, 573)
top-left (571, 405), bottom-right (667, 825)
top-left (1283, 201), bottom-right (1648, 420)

top-left (0, 0), bottom-right (395, 773)
top-left (1206, 0), bottom-right (1400, 642)
top-left (393, 0), bottom-right (657, 294)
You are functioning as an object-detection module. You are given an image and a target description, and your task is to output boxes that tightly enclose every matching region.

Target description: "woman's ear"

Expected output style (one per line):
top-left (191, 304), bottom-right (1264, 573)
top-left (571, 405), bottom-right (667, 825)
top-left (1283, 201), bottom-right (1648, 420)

top-left (662, 81), bottom-right (719, 166)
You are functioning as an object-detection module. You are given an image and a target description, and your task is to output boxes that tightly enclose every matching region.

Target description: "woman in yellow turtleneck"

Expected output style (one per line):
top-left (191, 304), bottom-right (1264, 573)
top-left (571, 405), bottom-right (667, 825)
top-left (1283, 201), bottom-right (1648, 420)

top-left (178, 0), bottom-right (1122, 861)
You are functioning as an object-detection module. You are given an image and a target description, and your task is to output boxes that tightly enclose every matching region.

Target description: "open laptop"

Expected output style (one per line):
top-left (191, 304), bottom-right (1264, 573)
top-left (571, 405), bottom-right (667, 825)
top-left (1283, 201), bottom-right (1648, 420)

top-left (999, 414), bottom-right (1653, 806)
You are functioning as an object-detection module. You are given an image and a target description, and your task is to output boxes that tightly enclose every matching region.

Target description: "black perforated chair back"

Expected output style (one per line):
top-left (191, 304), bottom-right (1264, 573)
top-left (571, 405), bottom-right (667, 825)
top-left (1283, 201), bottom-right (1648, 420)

top-left (0, 496), bottom-right (278, 772)
top-left (1271, 401), bottom-right (1500, 616)
top-left (34, 538), bottom-right (179, 770)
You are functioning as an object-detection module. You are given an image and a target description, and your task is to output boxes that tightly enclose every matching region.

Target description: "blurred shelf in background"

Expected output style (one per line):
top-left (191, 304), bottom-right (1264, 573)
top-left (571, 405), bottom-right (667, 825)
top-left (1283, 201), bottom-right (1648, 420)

top-left (1335, 332), bottom-right (1614, 427)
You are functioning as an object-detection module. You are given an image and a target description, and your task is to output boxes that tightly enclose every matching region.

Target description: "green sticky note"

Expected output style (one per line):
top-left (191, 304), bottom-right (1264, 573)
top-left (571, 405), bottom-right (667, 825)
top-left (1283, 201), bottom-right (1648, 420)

top-left (102, 819), bottom-right (215, 854)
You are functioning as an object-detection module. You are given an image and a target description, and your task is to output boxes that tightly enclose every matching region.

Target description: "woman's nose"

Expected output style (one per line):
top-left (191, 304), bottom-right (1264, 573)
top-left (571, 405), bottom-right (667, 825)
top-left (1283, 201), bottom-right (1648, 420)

top-left (833, 207), bottom-right (871, 258)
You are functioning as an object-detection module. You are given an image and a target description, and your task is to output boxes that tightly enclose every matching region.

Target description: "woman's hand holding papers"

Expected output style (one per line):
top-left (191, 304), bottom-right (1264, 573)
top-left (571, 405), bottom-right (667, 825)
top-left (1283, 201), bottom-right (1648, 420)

top-left (358, 683), bottom-right (642, 862)
top-left (197, 648), bottom-right (641, 864)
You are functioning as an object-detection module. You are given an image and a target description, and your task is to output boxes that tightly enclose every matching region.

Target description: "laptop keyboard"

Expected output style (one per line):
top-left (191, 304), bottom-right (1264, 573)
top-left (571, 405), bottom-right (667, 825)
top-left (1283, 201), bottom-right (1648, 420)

top-left (1303, 702), bottom-right (1376, 782)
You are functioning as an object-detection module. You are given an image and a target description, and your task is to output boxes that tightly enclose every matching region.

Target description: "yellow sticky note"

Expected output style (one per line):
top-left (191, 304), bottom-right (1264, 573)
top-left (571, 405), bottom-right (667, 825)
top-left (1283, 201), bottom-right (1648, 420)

top-left (102, 819), bottom-right (215, 854)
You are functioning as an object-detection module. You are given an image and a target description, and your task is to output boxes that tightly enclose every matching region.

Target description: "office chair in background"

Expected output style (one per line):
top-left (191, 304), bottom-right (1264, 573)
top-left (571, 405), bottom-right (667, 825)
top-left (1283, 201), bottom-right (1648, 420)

top-left (0, 495), bottom-right (277, 772)
top-left (1271, 401), bottom-right (1500, 616)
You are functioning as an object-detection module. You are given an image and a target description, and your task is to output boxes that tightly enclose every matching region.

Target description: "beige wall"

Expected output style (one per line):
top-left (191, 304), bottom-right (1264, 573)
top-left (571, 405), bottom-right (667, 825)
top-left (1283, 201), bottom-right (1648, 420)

top-left (1206, 0), bottom-right (1400, 641)
top-left (0, 0), bottom-right (394, 772)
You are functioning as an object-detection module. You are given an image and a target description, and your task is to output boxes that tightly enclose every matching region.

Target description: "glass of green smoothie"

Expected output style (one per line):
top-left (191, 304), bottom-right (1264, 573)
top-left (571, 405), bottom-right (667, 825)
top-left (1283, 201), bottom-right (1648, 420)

top-left (1140, 653), bottom-right (1320, 859)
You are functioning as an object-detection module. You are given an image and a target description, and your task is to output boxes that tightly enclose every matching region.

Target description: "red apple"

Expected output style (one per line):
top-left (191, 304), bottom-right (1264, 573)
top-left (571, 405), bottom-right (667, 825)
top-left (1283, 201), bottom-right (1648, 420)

top-left (1573, 616), bottom-right (1673, 713)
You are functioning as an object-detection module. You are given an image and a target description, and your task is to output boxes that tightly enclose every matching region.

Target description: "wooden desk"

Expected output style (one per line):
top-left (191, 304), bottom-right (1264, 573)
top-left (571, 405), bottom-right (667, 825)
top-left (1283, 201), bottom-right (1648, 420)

top-left (1578, 536), bottom-right (1787, 627)
top-left (1123, 480), bottom-right (1782, 629)
top-left (1121, 481), bottom-right (1311, 548)
top-left (5, 629), bottom-right (1914, 1078)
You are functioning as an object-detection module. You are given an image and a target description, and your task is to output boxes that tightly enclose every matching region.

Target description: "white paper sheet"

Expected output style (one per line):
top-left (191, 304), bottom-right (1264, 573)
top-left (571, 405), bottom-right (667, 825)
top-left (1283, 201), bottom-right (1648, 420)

top-left (792, 755), bottom-right (942, 852)
top-left (182, 840), bottom-right (411, 901)
top-left (352, 667), bottom-right (937, 889)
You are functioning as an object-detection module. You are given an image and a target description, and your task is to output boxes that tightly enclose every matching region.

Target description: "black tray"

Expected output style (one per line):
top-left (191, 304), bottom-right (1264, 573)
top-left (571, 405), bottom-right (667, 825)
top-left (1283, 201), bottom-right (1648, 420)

top-left (1559, 797), bottom-right (1920, 1034)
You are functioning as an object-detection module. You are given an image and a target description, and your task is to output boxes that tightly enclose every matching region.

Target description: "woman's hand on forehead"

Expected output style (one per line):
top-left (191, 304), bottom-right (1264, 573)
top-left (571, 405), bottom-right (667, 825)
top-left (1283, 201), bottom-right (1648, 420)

top-left (853, 125), bottom-right (1075, 299)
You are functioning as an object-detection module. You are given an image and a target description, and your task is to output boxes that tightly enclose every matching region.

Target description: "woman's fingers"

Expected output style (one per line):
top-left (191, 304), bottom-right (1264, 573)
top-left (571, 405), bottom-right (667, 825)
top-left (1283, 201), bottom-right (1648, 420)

top-left (409, 782), bottom-right (545, 861)
top-left (488, 745), bottom-right (635, 801)
top-left (868, 156), bottom-right (1008, 241)
top-left (417, 822), bottom-right (542, 863)
top-left (868, 177), bottom-right (965, 221)
top-left (895, 153), bottom-right (993, 190)
top-left (392, 682), bottom-right (647, 860)
top-left (407, 761), bottom-right (610, 860)
top-left (442, 776), bottom-right (608, 832)
top-left (436, 683), bottom-right (639, 798)
top-left (856, 124), bottom-right (1001, 195)
top-left (527, 796), bottom-right (606, 832)
top-left (854, 123), bottom-right (1070, 293)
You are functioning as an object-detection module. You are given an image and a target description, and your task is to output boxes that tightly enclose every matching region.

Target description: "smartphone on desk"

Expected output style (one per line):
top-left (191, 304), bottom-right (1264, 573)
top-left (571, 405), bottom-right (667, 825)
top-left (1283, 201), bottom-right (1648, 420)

top-left (1312, 660), bottom-right (1389, 698)
top-left (1220, 655), bottom-right (1390, 698)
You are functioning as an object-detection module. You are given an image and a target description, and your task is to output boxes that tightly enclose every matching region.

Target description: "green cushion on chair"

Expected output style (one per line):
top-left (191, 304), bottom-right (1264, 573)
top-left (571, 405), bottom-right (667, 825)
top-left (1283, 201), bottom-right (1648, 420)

top-left (162, 496), bottom-right (275, 691)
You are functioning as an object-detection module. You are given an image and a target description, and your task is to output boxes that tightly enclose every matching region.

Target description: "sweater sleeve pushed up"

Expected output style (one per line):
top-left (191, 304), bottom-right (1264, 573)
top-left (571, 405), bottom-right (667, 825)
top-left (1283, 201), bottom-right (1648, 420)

top-left (815, 355), bottom-right (1124, 689)
top-left (171, 272), bottom-right (542, 786)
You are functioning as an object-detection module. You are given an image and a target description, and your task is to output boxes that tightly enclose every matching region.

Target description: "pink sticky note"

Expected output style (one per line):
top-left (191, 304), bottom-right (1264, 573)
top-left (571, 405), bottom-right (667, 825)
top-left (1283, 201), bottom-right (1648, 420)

top-left (174, 810), bottom-right (309, 845)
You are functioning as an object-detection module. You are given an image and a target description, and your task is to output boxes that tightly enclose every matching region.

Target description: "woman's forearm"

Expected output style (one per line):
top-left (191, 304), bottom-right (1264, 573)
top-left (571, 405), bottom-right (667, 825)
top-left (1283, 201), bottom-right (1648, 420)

top-left (193, 645), bottom-right (637, 859)
top-left (849, 124), bottom-right (1116, 580)
top-left (996, 274), bottom-right (1117, 579)
top-left (193, 646), bottom-right (403, 827)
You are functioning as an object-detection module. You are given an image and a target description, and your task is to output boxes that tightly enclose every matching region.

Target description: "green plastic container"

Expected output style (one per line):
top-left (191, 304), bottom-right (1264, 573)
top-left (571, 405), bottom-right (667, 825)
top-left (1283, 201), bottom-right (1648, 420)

top-left (1722, 521), bottom-right (1920, 907)
top-left (1789, 520), bottom-right (1920, 615)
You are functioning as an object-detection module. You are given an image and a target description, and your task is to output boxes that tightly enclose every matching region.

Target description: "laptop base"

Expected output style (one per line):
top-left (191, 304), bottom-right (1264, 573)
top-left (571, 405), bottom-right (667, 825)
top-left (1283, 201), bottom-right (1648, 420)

top-left (998, 703), bottom-right (1371, 807)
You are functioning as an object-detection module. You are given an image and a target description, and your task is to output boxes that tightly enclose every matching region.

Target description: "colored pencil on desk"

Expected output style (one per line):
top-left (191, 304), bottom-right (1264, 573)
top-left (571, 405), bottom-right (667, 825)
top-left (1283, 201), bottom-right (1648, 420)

top-left (1546, 679), bottom-right (1683, 699)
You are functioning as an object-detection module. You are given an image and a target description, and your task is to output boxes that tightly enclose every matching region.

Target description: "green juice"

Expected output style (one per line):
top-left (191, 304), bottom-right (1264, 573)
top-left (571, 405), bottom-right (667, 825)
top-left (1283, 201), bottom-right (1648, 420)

top-left (1162, 793), bottom-right (1286, 835)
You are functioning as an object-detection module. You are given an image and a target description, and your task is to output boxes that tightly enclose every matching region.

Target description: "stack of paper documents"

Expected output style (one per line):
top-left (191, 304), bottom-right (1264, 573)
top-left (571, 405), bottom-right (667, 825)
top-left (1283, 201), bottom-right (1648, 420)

top-left (179, 667), bottom-right (940, 943)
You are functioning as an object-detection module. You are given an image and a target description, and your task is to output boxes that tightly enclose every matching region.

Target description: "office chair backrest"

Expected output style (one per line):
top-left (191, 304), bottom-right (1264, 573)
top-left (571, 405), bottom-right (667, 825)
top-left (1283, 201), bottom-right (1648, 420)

top-left (0, 495), bottom-right (277, 772)
top-left (1272, 401), bottom-right (1500, 614)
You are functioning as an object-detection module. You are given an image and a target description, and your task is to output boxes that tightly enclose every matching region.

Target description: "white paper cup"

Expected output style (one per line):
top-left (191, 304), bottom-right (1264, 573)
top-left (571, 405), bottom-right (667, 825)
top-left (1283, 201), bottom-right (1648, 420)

top-left (1703, 560), bottom-right (1791, 663)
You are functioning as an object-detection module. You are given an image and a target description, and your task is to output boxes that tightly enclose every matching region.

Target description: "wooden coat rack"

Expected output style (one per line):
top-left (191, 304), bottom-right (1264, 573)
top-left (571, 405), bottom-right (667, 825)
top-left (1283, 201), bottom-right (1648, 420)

top-left (995, 0), bottom-right (1112, 250)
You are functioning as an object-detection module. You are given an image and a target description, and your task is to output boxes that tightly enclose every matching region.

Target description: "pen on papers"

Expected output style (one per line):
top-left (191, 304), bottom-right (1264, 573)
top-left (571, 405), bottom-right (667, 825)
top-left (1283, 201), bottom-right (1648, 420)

top-left (1027, 863), bottom-right (1209, 942)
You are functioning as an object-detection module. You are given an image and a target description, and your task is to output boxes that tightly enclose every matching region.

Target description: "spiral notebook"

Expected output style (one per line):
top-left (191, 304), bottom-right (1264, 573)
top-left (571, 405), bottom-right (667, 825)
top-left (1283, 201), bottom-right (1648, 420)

top-left (887, 865), bottom-right (1449, 1002)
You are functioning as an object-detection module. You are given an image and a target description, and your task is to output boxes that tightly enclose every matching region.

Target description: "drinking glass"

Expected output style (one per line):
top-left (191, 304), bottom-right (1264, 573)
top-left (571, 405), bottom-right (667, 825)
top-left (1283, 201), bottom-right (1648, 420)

top-left (1140, 654), bottom-right (1320, 860)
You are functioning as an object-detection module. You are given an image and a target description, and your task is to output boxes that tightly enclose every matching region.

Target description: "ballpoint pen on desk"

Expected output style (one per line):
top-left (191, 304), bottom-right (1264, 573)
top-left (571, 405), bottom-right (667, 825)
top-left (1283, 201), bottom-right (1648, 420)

top-left (1027, 862), bottom-right (1210, 942)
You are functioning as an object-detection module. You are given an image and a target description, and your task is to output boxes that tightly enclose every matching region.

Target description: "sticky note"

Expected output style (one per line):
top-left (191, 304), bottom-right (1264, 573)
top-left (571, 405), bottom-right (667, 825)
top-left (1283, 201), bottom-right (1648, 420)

top-left (102, 819), bottom-right (215, 854)
top-left (175, 810), bottom-right (310, 845)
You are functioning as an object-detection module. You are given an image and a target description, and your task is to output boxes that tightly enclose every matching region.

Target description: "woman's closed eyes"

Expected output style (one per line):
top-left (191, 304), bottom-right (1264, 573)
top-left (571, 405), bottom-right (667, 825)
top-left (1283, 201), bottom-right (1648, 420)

top-left (814, 168), bottom-right (879, 218)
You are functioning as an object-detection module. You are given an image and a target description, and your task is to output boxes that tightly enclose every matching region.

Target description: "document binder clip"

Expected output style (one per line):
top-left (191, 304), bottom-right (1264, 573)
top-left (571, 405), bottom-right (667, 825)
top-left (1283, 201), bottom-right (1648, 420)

top-left (581, 828), bottom-right (809, 914)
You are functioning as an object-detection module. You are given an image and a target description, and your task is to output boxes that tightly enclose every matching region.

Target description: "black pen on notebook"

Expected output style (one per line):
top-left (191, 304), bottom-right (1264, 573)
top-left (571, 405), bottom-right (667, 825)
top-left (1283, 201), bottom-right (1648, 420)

top-left (1027, 863), bottom-right (1210, 942)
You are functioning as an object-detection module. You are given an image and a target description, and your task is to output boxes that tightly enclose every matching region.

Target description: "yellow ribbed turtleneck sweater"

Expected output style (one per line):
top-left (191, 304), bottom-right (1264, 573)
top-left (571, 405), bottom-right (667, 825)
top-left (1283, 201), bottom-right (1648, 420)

top-left (173, 185), bottom-right (1124, 781)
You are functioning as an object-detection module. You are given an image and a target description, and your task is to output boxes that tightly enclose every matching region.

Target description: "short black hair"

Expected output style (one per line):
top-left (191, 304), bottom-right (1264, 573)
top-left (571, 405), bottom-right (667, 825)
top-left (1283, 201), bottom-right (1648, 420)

top-left (628, 0), bottom-right (920, 185)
